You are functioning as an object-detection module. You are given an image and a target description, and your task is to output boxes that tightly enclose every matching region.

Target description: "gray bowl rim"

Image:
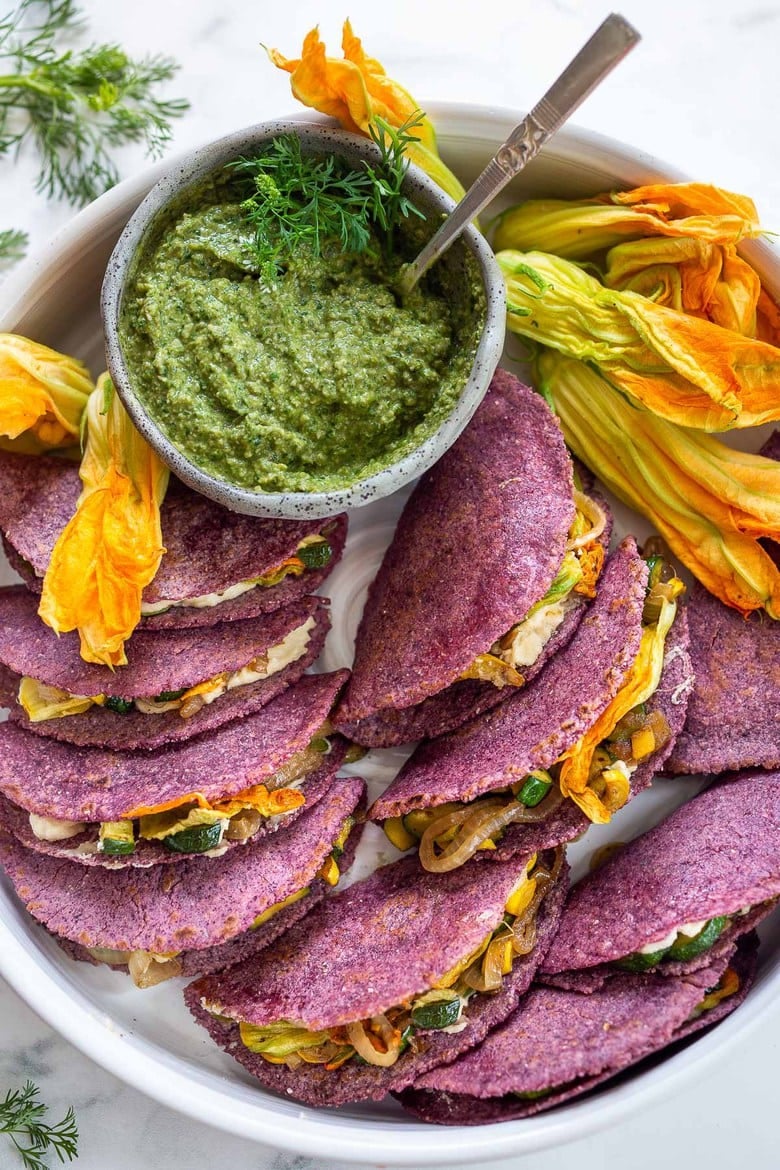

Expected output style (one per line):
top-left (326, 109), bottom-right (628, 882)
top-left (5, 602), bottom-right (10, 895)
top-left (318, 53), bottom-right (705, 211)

top-left (101, 119), bottom-right (506, 519)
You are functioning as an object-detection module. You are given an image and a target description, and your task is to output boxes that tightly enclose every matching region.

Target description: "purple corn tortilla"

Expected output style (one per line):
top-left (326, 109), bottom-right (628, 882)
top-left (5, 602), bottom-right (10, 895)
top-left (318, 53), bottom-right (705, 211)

top-left (665, 583), bottom-right (779, 776)
top-left (399, 934), bottom-right (757, 1125)
top-left (332, 370), bottom-right (590, 747)
top-left (2, 597), bottom-right (331, 751)
top-left (0, 737), bottom-right (348, 869)
top-left (0, 451), bottom-right (347, 619)
top-left (468, 608), bottom-right (692, 863)
top-left (0, 776), bottom-right (366, 970)
top-left (0, 669), bottom-right (347, 822)
top-left (0, 586), bottom-right (321, 696)
top-left (185, 851), bottom-right (568, 1105)
top-left (369, 538), bottom-right (647, 821)
top-left (541, 768), bottom-right (780, 981)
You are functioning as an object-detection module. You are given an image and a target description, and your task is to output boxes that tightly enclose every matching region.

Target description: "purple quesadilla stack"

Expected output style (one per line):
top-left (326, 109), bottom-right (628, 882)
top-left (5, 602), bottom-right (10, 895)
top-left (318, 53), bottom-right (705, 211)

top-left (398, 770), bottom-right (776, 1124)
top-left (540, 769), bottom-right (780, 991)
top-left (0, 451), bottom-right (347, 628)
top-left (185, 847), bottom-right (569, 1104)
top-left (0, 671), bottom-right (349, 866)
top-left (399, 935), bottom-right (758, 1124)
top-left (0, 774), bottom-right (366, 987)
top-left (0, 585), bottom-right (331, 750)
top-left (332, 370), bottom-right (612, 747)
top-left (370, 537), bottom-right (692, 870)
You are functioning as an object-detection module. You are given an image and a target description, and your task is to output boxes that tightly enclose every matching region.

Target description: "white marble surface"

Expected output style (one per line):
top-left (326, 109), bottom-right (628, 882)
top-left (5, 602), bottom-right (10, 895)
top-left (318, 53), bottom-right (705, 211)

top-left (1, 0), bottom-right (779, 1166)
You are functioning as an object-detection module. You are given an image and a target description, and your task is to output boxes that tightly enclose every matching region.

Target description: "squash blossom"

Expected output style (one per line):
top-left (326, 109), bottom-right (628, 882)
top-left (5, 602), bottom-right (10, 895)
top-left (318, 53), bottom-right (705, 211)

top-left (498, 249), bottom-right (780, 431)
top-left (492, 182), bottom-right (762, 258)
top-left (39, 375), bottom-right (170, 667)
top-left (0, 333), bottom-right (93, 453)
top-left (603, 237), bottom-right (761, 337)
top-left (536, 348), bottom-right (780, 618)
top-left (267, 21), bottom-right (466, 203)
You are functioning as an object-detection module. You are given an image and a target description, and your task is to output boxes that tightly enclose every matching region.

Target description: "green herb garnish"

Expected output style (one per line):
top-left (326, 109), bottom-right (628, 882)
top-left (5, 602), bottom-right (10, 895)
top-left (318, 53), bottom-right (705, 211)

top-left (0, 1081), bottom-right (78, 1169)
top-left (0, 227), bottom-right (28, 268)
top-left (232, 111), bottom-right (427, 277)
top-left (104, 695), bottom-right (133, 715)
top-left (0, 0), bottom-right (189, 206)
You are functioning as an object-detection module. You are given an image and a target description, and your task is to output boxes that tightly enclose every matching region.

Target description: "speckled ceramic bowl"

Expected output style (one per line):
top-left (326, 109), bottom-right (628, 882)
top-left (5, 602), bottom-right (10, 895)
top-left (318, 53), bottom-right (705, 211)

top-left (101, 120), bottom-right (505, 519)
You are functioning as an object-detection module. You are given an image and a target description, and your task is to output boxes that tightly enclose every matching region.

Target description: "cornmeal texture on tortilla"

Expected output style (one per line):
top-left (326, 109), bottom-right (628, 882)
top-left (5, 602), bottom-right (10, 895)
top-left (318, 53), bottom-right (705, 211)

top-left (333, 369), bottom-right (586, 746)
top-left (185, 851), bottom-right (568, 1104)
top-left (0, 451), bottom-right (346, 620)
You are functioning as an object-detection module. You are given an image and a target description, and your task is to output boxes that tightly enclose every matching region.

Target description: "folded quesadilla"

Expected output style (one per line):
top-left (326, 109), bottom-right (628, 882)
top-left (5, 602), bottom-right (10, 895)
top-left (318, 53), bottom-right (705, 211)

top-left (400, 934), bottom-right (758, 1124)
top-left (540, 769), bottom-right (780, 991)
top-left (0, 670), bottom-right (349, 865)
top-left (0, 450), bottom-right (347, 628)
top-left (185, 848), bottom-right (568, 1105)
top-left (0, 775), bottom-right (366, 987)
top-left (372, 538), bottom-right (691, 869)
top-left (0, 586), bottom-right (330, 750)
top-left (333, 369), bottom-right (610, 746)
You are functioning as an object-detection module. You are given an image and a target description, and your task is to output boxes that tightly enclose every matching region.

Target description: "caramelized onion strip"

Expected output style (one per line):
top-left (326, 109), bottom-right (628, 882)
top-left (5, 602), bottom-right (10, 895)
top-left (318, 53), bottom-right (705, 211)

top-left (419, 788), bottom-right (564, 874)
top-left (568, 490), bottom-right (607, 550)
top-left (345, 1017), bottom-right (403, 1068)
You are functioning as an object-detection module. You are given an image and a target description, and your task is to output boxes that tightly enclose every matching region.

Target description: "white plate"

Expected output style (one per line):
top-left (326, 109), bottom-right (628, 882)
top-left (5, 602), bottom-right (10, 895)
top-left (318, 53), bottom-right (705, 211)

top-left (1, 103), bottom-right (778, 1166)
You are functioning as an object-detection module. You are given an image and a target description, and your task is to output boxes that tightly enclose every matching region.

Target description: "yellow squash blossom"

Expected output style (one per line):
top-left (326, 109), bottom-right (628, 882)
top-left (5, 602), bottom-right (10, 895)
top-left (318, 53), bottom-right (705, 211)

top-left (0, 334), bottom-right (93, 453)
top-left (39, 375), bottom-right (170, 667)
top-left (492, 182), bottom-right (762, 258)
top-left (603, 237), bottom-right (761, 337)
top-left (558, 594), bottom-right (679, 823)
top-left (499, 249), bottom-right (780, 431)
top-left (536, 348), bottom-right (780, 617)
top-left (268, 21), bottom-right (465, 203)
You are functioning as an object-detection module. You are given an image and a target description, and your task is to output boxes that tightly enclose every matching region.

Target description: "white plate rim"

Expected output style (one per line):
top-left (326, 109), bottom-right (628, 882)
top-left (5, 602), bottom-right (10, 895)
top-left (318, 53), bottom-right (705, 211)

top-left (0, 100), bottom-right (778, 1165)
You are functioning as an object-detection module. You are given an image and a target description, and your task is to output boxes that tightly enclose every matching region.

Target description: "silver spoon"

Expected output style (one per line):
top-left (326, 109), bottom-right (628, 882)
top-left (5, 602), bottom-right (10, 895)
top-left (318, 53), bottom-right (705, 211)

top-left (398, 12), bottom-right (641, 297)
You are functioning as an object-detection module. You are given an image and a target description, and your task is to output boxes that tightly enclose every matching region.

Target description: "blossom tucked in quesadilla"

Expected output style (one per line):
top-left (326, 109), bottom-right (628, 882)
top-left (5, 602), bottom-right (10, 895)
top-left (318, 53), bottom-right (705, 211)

top-left (0, 776), bottom-right (366, 988)
top-left (333, 369), bottom-right (610, 747)
top-left (185, 849), bottom-right (568, 1105)
top-left (400, 934), bottom-right (758, 1125)
top-left (0, 448), bottom-right (347, 629)
top-left (0, 671), bottom-right (349, 865)
top-left (0, 586), bottom-right (331, 751)
top-left (372, 538), bottom-right (691, 870)
top-left (540, 769), bottom-right (780, 991)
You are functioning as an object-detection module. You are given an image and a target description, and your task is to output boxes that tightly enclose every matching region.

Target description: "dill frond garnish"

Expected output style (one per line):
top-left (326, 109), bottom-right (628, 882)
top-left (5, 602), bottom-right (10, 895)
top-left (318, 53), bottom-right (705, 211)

top-left (0, 0), bottom-right (189, 206)
top-left (231, 110), bottom-right (427, 277)
top-left (0, 1080), bottom-right (78, 1169)
top-left (0, 227), bottom-right (28, 267)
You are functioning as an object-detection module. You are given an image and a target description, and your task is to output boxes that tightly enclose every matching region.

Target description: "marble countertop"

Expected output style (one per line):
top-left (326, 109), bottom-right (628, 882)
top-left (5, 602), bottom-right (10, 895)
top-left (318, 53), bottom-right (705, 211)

top-left (1, 0), bottom-right (779, 1166)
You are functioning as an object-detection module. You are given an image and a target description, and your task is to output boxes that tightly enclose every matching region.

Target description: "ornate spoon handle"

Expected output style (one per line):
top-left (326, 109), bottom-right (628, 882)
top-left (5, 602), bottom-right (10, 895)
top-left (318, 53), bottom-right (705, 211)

top-left (398, 13), bottom-right (640, 296)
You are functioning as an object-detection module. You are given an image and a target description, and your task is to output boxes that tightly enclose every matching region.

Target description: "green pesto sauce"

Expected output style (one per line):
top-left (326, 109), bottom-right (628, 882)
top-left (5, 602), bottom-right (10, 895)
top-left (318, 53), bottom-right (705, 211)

top-left (119, 173), bottom-right (486, 493)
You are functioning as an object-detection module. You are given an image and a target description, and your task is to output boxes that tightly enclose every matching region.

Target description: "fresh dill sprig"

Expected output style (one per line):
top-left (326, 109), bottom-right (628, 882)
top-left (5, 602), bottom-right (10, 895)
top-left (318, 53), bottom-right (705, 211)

top-left (0, 0), bottom-right (189, 205)
top-left (0, 1081), bottom-right (78, 1169)
top-left (0, 226), bottom-right (28, 267)
top-left (232, 110), bottom-right (427, 278)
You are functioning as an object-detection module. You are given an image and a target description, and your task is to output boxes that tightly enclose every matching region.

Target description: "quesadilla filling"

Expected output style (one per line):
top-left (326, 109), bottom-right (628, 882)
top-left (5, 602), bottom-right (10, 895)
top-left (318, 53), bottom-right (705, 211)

top-left (17, 615), bottom-right (316, 724)
top-left (204, 851), bottom-right (562, 1072)
top-left (28, 731), bottom-right (334, 857)
top-left (385, 556), bottom-right (684, 872)
top-left (614, 903), bottom-right (772, 973)
top-left (458, 491), bottom-right (607, 689)
top-left (139, 532), bottom-right (335, 615)
top-left (83, 812), bottom-right (356, 988)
